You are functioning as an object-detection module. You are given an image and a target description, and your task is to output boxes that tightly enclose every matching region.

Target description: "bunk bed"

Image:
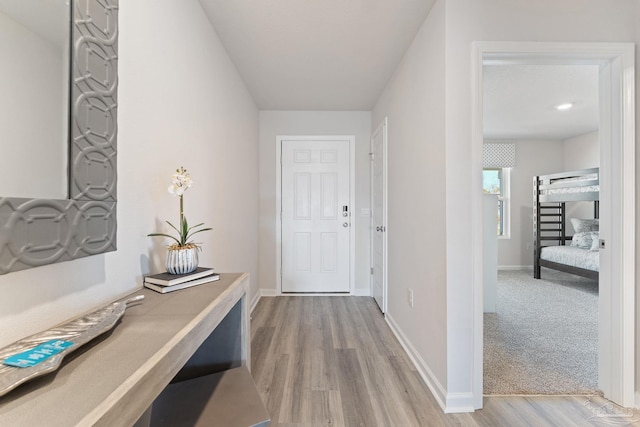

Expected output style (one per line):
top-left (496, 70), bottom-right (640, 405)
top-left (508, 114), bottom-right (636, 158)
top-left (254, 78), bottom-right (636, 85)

top-left (533, 167), bottom-right (600, 280)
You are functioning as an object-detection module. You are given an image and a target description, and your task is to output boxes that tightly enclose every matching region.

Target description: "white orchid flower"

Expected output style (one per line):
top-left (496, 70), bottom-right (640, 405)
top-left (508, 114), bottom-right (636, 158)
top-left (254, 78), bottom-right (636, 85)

top-left (150, 167), bottom-right (212, 249)
top-left (168, 167), bottom-right (193, 196)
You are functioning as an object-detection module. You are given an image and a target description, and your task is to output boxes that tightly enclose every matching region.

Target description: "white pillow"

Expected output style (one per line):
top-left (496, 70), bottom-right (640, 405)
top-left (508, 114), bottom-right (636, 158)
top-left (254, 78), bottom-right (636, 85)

top-left (590, 231), bottom-right (600, 251)
top-left (571, 231), bottom-right (593, 249)
top-left (571, 218), bottom-right (599, 233)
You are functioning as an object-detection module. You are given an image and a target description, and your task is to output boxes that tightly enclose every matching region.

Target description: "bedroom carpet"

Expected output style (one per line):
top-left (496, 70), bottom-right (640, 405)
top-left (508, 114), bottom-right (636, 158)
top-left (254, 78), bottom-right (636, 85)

top-left (484, 269), bottom-right (598, 395)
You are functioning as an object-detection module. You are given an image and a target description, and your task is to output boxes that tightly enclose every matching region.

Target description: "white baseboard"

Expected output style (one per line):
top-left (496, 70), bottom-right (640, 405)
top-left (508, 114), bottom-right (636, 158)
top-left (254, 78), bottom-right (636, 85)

top-left (444, 393), bottom-right (476, 414)
top-left (250, 291), bottom-right (261, 314)
top-left (385, 314), bottom-right (447, 412)
top-left (251, 289), bottom-right (277, 314)
top-left (385, 314), bottom-right (477, 413)
top-left (497, 265), bottom-right (533, 271)
top-left (352, 288), bottom-right (371, 296)
top-left (260, 289), bottom-right (277, 297)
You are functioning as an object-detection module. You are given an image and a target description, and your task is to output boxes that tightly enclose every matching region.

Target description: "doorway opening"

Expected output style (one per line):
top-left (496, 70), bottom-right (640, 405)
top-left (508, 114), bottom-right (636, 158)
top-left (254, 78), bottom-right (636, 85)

top-left (472, 42), bottom-right (635, 409)
top-left (482, 64), bottom-right (601, 395)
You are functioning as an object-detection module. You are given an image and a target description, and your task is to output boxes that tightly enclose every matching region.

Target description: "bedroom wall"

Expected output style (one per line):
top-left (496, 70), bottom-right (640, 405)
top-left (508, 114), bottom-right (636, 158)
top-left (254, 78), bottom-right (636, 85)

top-left (563, 130), bottom-right (599, 171)
top-left (496, 132), bottom-right (600, 269)
top-left (496, 140), bottom-right (564, 269)
top-left (0, 0), bottom-right (260, 348)
top-left (563, 130), bottom-right (600, 230)
top-left (257, 110), bottom-right (372, 295)
top-left (372, 0), bottom-right (448, 405)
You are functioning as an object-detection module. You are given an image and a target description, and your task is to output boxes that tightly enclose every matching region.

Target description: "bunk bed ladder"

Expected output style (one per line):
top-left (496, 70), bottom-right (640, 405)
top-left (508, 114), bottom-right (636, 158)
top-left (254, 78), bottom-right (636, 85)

top-left (534, 200), bottom-right (566, 279)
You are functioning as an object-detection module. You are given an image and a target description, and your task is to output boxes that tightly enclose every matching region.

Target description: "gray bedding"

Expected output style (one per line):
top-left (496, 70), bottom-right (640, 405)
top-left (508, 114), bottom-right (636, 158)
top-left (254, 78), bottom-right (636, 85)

top-left (540, 246), bottom-right (599, 272)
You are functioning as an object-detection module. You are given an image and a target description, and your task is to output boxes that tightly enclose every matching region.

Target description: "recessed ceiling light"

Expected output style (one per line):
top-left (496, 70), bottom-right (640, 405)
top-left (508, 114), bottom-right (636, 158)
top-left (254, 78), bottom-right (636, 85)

top-left (555, 102), bottom-right (573, 111)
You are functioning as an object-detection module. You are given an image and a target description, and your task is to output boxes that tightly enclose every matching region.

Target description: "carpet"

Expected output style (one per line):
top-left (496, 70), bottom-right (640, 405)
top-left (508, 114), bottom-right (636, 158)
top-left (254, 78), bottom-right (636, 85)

top-left (484, 269), bottom-right (598, 395)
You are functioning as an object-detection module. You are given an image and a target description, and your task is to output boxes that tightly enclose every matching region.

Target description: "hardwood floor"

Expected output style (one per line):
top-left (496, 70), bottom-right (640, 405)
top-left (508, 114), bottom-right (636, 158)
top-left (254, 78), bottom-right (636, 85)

top-left (251, 296), bottom-right (640, 427)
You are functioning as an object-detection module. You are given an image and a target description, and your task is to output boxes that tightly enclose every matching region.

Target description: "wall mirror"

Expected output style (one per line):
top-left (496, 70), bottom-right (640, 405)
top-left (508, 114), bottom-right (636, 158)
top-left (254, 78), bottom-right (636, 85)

top-left (0, 0), bottom-right (69, 199)
top-left (0, 0), bottom-right (118, 275)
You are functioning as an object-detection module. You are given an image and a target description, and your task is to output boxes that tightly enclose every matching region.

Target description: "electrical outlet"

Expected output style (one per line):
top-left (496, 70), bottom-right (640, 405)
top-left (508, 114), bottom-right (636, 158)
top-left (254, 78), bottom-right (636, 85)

top-left (408, 288), bottom-right (414, 308)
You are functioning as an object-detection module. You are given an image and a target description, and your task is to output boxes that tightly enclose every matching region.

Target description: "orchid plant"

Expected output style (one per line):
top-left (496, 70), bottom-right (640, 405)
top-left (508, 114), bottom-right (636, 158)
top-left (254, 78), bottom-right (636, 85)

top-left (148, 167), bottom-right (212, 250)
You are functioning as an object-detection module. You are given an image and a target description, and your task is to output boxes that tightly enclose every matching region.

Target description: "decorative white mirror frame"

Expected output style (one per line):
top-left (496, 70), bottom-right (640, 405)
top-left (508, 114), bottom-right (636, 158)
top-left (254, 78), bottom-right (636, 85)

top-left (0, 0), bottom-right (118, 275)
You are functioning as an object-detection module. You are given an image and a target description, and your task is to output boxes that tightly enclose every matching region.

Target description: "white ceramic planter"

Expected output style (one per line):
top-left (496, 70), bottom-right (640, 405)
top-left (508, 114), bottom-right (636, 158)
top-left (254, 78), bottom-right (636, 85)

top-left (166, 246), bottom-right (199, 274)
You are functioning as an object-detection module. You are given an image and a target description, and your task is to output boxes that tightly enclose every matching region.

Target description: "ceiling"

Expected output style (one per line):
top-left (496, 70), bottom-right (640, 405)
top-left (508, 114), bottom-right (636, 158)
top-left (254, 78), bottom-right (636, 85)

top-left (199, 0), bottom-right (436, 111)
top-left (198, 1), bottom-right (599, 140)
top-left (483, 64), bottom-right (599, 141)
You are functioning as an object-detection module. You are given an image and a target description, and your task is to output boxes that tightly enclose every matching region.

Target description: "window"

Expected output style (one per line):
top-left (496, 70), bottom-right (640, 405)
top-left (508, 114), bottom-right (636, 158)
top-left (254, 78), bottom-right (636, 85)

top-left (483, 168), bottom-right (511, 238)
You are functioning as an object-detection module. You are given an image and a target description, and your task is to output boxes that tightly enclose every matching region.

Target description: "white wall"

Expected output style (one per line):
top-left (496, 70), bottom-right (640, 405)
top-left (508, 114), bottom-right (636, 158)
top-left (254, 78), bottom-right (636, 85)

top-left (635, 13), bottom-right (640, 406)
top-left (258, 111), bottom-right (371, 294)
top-left (563, 130), bottom-right (599, 171)
top-left (496, 140), bottom-right (564, 269)
top-left (0, 0), bottom-right (260, 348)
top-left (563, 130), bottom-right (600, 228)
top-left (372, 0), bottom-right (448, 404)
top-left (444, 0), bottom-right (637, 409)
top-left (370, 0), bottom-right (638, 411)
top-left (0, 11), bottom-right (66, 199)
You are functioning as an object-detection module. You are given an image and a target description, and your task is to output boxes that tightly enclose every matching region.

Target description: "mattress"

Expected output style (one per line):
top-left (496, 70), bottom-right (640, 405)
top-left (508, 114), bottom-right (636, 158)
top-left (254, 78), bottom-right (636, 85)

top-left (540, 246), bottom-right (599, 272)
top-left (542, 174), bottom-right (599, 195)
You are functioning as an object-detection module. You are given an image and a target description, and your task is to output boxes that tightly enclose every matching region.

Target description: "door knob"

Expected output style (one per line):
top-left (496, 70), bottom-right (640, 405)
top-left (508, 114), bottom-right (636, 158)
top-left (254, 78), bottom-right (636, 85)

top-left (376, 226), bottom-right (382, 232)
top-left (343, 222), bottom-right (349, 227)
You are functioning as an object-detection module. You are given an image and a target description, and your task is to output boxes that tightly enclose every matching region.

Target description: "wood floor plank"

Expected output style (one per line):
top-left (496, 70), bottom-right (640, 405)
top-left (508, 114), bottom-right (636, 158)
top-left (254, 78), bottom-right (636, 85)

top-left (279, 345), bottom-right (312, 423)
top-left (334, 348), bottom-right (379, 427)
top-left (251, 326), bottom-right (275, 381)
top-left (251, 296), bottom-right (640, 427)
top-left (357, 352), bottom-right (413, 426)
top-left (265, 353), bottom-right (290, 419)
top-left (328, 298), bottom-right (359, 350)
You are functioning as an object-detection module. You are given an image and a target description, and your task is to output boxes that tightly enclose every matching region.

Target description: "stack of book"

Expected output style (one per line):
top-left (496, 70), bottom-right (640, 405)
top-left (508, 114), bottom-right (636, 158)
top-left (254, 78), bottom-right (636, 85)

top-left (144, 267), bottom-right (219, 294)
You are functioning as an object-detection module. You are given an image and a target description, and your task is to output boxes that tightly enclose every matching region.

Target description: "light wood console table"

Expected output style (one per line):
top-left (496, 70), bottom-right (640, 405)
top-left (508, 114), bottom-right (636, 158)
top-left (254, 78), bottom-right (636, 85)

top-left (0, 273), bottom-right (269, 427)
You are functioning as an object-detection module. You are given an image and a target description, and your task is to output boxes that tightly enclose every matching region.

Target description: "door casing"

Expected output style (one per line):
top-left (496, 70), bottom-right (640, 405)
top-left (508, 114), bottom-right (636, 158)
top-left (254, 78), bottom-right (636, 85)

top-left (471, 42), bottom-right (635, 409)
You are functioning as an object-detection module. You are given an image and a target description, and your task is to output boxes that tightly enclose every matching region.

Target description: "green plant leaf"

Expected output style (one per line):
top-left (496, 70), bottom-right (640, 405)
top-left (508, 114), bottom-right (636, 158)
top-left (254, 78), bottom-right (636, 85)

top-left (165, 221), bottom-right (180, 235)
top-left (147, 233), bottom-right (181, 245)
top-left (149, 216), bottom-right (211, 248)
top-left (185, 227), bottom-right (213, 242)
top-left (181, 216), bottom-right (189, 246)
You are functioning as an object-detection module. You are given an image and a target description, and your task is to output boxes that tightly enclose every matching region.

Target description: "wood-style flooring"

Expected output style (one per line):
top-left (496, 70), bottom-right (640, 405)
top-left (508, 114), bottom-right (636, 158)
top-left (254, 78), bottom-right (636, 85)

top-left (251, 296), bottom-right (640, 427)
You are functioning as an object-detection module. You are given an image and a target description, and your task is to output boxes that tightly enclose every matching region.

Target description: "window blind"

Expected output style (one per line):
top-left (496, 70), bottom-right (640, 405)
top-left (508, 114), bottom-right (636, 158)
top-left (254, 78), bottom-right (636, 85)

top-left (483, 143), bottom-right (515, 168)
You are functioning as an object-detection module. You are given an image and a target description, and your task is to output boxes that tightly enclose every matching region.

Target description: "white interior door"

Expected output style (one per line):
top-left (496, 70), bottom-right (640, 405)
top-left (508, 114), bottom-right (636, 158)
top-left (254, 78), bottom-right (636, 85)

top-left (371, 119), bottom-right (387, 312)
top-left (281, 139), bottom-right (351, 292)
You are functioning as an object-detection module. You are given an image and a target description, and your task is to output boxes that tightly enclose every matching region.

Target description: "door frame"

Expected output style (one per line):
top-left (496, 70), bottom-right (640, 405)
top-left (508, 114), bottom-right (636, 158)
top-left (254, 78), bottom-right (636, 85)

top-left (275, 135), bottom-right (356, 295)
top-left (370, 118), bottom-right (388, 313)
top-left (471, 42), bottom-right (635, 408)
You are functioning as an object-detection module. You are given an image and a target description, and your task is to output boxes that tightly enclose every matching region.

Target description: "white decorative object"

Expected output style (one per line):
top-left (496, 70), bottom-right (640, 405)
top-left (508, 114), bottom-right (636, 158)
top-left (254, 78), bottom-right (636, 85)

top-left (166, 246), bottom-right (199, 275)
top-left (149, 167), bottom-right (212, 274)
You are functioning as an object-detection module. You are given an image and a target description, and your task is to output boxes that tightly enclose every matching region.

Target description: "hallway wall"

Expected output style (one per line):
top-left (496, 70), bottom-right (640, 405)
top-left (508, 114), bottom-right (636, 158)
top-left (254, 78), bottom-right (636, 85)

top-left (258, 111), bottom-right (372, 295)
top-left (0, 0), bottom-right (260, 348)
top-left (372, 0), bottom-right (448, 406)
top-left (373, 0), bottom-right (638, 412)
